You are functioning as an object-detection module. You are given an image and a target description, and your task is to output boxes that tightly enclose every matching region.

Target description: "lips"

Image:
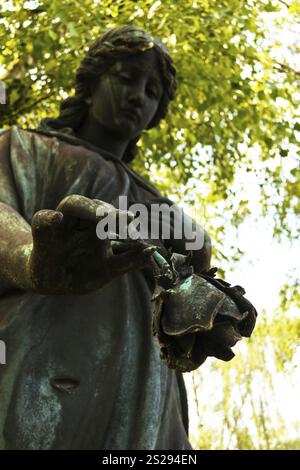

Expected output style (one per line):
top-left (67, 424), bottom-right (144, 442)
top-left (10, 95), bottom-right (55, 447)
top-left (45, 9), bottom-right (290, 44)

top-left (121, 108), bottom-right (141, 122)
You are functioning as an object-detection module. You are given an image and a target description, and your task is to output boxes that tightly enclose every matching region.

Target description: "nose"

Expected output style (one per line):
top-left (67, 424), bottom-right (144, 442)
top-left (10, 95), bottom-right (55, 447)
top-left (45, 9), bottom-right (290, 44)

top-left (127, 81), bottom-right (146, 107)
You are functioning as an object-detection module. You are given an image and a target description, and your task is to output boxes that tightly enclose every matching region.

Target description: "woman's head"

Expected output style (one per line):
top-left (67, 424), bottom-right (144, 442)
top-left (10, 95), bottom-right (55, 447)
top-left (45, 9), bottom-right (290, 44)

top-left (40, 25), bottom-right (177, 162)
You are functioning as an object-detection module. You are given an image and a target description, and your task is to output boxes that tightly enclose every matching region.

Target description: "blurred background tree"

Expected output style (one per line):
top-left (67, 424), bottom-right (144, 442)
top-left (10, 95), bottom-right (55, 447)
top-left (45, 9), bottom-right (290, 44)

top-left (186, 289), bottom-right (300, 449)
top-left (0, 0), bottom-right (299, 449)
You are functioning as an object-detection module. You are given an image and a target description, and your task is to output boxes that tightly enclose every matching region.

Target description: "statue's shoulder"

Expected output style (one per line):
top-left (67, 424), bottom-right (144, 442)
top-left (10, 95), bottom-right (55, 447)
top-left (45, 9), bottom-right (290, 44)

top-left (2, 126), bottom-right (94, 159)
top-left (0, 126), bottom-right (32, 150)
top-left (0, 126), bottom-right (59, 146)
top-left (13, 126), bottom-right (63, 143)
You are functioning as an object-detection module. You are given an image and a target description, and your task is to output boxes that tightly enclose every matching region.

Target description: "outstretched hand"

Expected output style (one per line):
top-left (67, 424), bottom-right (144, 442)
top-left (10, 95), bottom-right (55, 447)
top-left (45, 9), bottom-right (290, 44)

top-left (28, 194), bottom-right (154, 294)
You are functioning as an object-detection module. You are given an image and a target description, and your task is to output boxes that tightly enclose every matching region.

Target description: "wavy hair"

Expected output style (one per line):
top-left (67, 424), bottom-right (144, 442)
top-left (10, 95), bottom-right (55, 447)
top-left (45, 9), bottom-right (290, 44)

top-left (40, 25), bottom-right (177, 163)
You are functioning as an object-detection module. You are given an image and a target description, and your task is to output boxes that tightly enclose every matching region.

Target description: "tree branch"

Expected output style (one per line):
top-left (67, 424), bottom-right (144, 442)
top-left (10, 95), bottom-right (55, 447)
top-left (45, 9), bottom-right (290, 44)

top-left (277, 0), bottom-right (290, 8)
top-left (3, 92), bottom-right (53, 123)
top-left (274, 61), bottom-right (300, 78)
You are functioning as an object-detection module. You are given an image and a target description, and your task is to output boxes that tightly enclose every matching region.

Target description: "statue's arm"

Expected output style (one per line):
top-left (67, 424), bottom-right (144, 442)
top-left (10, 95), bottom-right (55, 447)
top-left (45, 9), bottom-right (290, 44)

top-left (190, 229), bottom-right (212, 273)
top-left (0, 196), bottom-right (155, 295)
top-left (156, 199), bottom-right (212, 273)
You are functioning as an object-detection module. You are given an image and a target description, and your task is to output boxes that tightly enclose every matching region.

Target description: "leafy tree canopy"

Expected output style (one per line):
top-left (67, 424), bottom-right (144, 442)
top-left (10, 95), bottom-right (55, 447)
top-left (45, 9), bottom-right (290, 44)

top-left (0, 0), bottom-right (299, 239)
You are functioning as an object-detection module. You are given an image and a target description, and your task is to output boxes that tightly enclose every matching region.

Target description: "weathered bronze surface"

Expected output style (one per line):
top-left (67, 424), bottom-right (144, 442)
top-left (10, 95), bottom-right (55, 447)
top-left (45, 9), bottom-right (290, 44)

top-left (0, 26), bottom-right (256, 450)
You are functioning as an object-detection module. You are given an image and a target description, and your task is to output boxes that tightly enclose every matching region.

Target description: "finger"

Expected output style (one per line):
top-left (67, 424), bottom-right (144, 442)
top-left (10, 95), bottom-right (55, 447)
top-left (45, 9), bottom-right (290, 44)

top-left (56, 196), bottom-right (134, 229)
top-left (31, 210), bottom-right (63, 233)
top-left (109, 246), bottom-right (154, 276)
top-left (56, 195), bottom-right (100, 223)
top-left (31, 210), bottom-right (64, 250)
top-left (93, 199), bottom-right (135, 222)
top-left (111, 239), bottom-right (157, 254)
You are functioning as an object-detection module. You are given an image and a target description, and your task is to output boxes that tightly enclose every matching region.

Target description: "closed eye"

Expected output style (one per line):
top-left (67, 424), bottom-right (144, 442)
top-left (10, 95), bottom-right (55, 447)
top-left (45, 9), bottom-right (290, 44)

top-left (146, 86), bottom-right (159, 99)
top-left (118, 73), bottom-right (134, 83)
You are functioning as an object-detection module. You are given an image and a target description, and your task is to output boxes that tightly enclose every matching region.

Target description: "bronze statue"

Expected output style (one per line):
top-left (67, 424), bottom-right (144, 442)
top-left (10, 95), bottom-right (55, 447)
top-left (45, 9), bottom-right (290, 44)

top-left (0, 26), bottom-right (256, 449)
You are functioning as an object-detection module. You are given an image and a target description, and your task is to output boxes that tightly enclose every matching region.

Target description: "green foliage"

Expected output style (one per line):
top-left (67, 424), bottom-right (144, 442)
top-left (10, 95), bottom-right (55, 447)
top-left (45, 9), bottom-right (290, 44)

top-left (0, 0), bottom-right (299, 241)
top-left (189, 308), bottom-right (300, 450)
top-left (280, 277), bottom-right (300, 312)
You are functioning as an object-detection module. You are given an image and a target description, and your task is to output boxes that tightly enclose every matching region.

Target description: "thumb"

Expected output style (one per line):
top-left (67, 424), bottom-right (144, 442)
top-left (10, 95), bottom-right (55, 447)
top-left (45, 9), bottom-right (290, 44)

top-left (31, 210), bottom-right (63, 245)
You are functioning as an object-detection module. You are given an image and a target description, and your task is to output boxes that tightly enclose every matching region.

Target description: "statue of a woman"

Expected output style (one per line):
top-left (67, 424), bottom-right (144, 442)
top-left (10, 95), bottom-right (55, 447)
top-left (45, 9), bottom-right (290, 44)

top-left (0, 26), bottom-right (256, 450)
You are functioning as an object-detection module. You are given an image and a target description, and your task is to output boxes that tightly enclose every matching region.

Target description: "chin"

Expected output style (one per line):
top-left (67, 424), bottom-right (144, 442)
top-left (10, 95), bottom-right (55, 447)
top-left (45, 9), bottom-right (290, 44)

top-left (113, 123), bottom-right (139, 140)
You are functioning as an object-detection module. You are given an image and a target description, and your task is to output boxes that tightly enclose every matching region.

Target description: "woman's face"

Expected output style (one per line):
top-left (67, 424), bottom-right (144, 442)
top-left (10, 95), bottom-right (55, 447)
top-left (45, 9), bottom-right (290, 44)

top-left (89, 48), bottom-right (163, 141)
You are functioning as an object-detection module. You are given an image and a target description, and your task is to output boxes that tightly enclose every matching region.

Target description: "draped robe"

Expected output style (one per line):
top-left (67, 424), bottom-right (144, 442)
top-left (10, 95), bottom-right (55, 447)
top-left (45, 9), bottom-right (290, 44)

top-left (0, 126), bottom-right (192, 450)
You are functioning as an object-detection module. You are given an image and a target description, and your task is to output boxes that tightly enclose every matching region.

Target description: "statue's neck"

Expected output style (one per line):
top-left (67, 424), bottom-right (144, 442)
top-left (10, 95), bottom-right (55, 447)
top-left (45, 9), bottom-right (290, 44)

top-left (76, 114), bottom-right (127, 161)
